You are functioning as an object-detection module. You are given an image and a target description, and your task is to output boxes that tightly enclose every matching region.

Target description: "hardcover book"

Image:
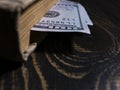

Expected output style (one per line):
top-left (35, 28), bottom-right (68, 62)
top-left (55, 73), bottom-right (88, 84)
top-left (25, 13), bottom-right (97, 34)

top-left (0, 0), bottom-right (57, 61)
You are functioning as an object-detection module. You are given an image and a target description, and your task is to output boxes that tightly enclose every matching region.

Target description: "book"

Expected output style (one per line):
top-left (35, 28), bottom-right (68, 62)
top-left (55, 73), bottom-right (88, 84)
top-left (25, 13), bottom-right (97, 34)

top-left (0, 0), bottom-right (57, 61)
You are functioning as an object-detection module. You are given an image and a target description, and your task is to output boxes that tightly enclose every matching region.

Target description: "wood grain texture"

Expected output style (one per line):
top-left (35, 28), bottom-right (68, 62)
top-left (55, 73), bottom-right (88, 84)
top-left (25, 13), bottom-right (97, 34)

top-left (0, 0), bottom-right (120, 90)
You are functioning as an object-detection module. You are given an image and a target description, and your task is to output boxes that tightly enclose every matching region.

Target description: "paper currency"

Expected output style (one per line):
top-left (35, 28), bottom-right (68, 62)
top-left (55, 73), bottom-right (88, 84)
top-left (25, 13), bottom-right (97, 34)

top-left (31, 0), bottom-right (93, 34)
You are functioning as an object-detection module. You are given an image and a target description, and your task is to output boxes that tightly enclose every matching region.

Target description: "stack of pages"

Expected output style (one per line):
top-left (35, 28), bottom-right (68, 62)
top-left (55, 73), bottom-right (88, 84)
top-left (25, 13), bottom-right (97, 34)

top-left (31, 0), bottom-right (93, 34)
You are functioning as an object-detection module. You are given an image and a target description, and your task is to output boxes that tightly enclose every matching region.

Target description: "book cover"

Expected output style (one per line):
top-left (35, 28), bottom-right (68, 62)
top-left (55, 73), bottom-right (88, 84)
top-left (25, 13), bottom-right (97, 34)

top-left (0, 0), bottom-right (57, 61)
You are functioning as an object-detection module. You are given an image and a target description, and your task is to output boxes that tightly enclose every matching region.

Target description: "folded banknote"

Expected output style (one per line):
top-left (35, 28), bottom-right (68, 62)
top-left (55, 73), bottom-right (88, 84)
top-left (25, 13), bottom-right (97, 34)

top-left (31, 0), bottom-right (93, 34)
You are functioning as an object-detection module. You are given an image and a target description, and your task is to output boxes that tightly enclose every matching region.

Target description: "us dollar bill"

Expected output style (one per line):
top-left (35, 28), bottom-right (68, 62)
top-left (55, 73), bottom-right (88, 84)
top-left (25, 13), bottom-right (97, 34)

top-left (31, 0), bottom-right (93, 34)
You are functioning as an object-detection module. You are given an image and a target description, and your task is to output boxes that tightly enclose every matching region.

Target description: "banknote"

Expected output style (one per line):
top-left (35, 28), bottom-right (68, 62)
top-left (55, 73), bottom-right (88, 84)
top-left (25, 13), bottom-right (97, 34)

top-left (31, 0), bottom-right (93, 34)
top-left (78, 4), bottom-right (93, 26)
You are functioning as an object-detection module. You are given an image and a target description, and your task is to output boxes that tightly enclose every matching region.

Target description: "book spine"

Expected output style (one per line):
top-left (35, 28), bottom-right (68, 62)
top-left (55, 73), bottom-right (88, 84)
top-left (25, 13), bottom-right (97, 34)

top-left (0, 8), bottom-right (23, 61)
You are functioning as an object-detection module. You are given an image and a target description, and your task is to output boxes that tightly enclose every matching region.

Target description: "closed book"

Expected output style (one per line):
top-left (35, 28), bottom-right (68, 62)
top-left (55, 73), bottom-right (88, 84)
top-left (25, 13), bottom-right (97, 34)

top-left (0, 0), bottom-right (57, 61)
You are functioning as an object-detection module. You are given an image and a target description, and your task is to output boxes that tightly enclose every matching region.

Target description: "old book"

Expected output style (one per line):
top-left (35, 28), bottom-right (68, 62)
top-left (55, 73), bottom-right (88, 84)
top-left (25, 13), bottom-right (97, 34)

top-left (0, 0), bottom-right (57, 61)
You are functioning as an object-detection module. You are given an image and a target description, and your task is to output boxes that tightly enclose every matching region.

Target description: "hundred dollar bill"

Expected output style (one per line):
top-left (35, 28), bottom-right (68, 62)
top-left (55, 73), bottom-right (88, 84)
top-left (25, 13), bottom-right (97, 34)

top-left (78, 4), bottom-right (93, 26)
top-left (31, 0), bottom-right (93, 34)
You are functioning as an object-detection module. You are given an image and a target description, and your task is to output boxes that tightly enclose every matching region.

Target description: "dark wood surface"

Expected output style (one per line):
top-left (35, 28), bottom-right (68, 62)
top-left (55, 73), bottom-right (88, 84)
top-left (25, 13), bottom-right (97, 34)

top-left (0, 0), bottom-right (120, 90)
